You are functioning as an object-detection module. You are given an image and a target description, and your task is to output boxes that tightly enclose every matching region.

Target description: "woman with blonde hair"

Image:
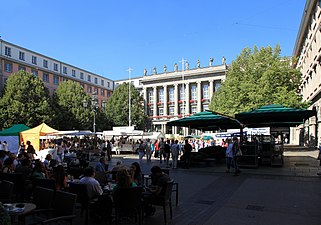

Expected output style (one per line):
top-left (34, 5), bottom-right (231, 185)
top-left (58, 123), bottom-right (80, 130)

top-left (114, 167), bottom-right (137, 190)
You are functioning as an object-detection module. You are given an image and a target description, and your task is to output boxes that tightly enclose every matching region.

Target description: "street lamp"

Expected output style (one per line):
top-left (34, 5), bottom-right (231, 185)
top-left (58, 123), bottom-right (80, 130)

top-left (83, 91), bottom-right (98, 133)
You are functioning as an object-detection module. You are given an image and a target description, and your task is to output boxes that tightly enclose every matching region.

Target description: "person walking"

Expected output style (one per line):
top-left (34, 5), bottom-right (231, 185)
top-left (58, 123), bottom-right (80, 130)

top-left (159, 138), bottom-right (166, 164)
top-left (225, 138), bottom-right (233, 173)
top-left (171, 140), bottom-right (180, 169)
top-left (165, 139), bottom-right (171, 167)
top-left (145, 139), bottom-right (152, 162)
top-left (183, 139), bottom-right (192, 169)
top-left (232, 136), bottom-right (241, 176)
top-left (138, 140), bottom-right (146, 164)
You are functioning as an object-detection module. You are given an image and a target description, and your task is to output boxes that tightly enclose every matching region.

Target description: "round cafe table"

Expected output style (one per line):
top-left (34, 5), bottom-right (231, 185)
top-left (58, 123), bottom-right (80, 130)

top-left (7, 203), bottom-right (36, 225)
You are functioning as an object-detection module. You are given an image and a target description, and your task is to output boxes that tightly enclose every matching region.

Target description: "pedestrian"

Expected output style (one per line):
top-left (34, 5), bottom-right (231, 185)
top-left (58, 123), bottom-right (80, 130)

top-left (165, 139), bottom-right (171, 167)
top-left (159, 138), bottom-right (166, 164)
top-left (138, 140), bottom-right (146, 164)
top-left (171, 140), bottom-right (180, 169)
top-left (225, 138), bottom-right (233, 173)
top-left (154, 140), bottom-right (159, 158)
top-left (232, 136), bottom-right (241, 176)
top-left (145, 139), bottom-right (152, 162)
top-left (106, 140), bottom-right (112, 161)
top-left (317, 137), bottom-right (321, 176)
top-left (26, 140), bottom-right (37, 159)
top-left (183, 139), bottom-right (192, 169)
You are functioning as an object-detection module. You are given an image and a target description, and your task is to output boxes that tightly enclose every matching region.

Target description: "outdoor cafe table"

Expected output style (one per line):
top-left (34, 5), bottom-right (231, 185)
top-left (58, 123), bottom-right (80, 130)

top-left (5, 203), bottom-right (36, 225)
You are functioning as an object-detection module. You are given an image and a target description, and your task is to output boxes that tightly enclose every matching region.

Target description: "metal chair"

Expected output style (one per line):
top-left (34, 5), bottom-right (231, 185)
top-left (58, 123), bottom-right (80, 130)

top-left (113, 186), bottom-right (143, 225)
top-left (0, 180), bottom-right (14, 203)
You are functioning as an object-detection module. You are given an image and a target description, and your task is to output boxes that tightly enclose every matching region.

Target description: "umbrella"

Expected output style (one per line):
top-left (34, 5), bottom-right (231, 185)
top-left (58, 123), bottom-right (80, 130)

top-left (167, 111), bottom-right (242, 131)
top-left (202, 136), bottom-right (213, 140)
top-left (235, 104), bottom-right (316, 128)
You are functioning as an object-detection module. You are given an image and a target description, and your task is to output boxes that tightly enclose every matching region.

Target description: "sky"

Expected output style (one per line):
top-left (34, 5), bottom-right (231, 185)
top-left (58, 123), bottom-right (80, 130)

top-left (0, 0), bottom-right (306, 81)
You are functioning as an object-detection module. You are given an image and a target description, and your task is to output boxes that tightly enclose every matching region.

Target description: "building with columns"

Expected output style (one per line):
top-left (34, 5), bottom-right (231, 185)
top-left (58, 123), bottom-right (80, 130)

top-left (293, 0), bottom-right (321, 146)
top-left (0, 39), bottom-right (114, 106)
top-left (115, 59), bottom-right (227, 135)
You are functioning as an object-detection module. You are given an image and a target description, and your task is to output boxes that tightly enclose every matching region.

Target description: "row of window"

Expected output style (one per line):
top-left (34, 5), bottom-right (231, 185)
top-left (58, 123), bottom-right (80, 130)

top-left (4, 46), bottom-right (110, 88)
top-left (147, 104), bottom-right (209, 117)
top-left (147, 82), bottom-right (220, 103)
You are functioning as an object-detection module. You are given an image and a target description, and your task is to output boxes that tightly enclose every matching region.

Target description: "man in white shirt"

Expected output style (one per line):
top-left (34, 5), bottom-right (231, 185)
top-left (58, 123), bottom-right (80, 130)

top-left (80, 166), bottom-right (103, 199)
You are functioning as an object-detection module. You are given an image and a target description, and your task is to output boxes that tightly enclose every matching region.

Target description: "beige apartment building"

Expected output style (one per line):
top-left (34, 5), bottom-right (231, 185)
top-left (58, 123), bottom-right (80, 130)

top-left (0, 39), bottom-right (113, 106)
top-left (293, 0), bottom-right (321, 146)
top-left (115, 58), bottom-right (227, 135)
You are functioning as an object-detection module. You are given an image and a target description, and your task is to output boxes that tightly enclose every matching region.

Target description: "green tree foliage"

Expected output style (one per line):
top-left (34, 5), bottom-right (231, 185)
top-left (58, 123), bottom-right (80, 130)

top-left (209, 45), bottom-right (307, 116)
top-left (0, 70), bottom-right (53, 128)
top-left (104, 83), bottom-right (147, 129)
top-left (53, 81), bottom-right (93, 130)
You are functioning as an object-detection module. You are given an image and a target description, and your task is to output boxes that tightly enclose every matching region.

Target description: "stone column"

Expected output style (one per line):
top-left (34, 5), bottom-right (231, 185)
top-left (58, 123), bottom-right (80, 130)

top-left (209, 79), bottom-right (214, 99)
top-left (143, 87), bottom-right (147, 115)
top-left (309, 116), bottom-right (316, 147)
top-left (197, 81), bottom-right (202, 112)
top-left (153, 86), bottom-right (157, 117)
top-left (185, 82), bottom-right (190, 115)
top-left (174, 84), bottom-right (179, 116)
top-left (163, 85), bottom-right (168, 116)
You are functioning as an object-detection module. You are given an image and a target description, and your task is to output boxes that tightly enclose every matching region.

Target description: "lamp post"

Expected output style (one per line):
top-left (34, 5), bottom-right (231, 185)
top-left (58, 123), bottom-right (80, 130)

top-left (83, 91), bottom-right (98, 133)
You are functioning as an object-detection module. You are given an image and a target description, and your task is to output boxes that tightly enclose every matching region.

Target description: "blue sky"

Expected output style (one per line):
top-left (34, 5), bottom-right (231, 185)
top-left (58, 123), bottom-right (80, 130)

top-left (1, 0), bottom-right (306, 80)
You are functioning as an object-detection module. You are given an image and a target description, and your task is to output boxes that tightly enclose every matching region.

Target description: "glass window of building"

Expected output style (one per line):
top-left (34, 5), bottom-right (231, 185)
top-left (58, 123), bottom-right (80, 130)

top-left (169, 87), bottom-right (174, 102)
top-left (32, 56), bottom-right (37, 65)
top-left (191, 106), bottom-right (197, 114)
top-left (43, 60), bottom-right (48, 68)
top-left (101, 80), bottom-right (104, 86)
top-left (158, 88), bottom-right (164, 103)
top-left (215, 80), bottom-right (221, 92)
top-left (18, 65), bottom-right (26, 71)
top-left (203, 105), bottom-right (209, 111)
top-left (203, 83), bottom-right (209, 99)
top-left (148, 108), bottom-right (153, 117)
top-left (19, 51), bottom-right (25, 61)
top-left (169, 107), bottom-right (174, 115)
top-left (43, 72), bottom-right (49, 82)
top-left (179, 84), bottom-right (185, 100)
top-left (72, 69), bottom-right (76, 77)
top-left (148, 89), bottom-right (153, 103)
top-left (87, 86), bottom-right (92, 93)
top-left (80, 72), bottom-right (84, 79)
top-left (107, 82), bottom-right (110, 87)
top-left (87, 75), bottom-right (91, 82)
top-left (159, 108), bottom-right (164, 116)
top-left (94, 88), bottom-right (98, 94)
top-left (4, 62), bottom-right (12, 72)
top-left (5, 47), bottom-right (11, 56)
top-left (54, 75), bottom-right (59, 85)
top-left (101, 89), bottom-right (105, 96)
top-left (95, 77), bottom-right (98, 84)
top-left (180, 106), bottom-right (185, 115)
top-left (63, 66), bottom-right (67, 74)
top-left (53, 63), bottom-right (58, 71)
top-left (107, 91), bottom-right (111, 97)
top-left (31, 69), bottom-right (38, 77)
top-left (191, 84), bottom-right (197, 100)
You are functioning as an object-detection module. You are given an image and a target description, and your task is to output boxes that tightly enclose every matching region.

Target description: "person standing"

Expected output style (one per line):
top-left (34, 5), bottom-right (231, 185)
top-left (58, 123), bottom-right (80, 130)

top-left (138, 140), bottom-right (146, 164)
top-left (26, 141), bottom-right (36, 159)
top-left (165, 140), bottom-right (171, 167)
top-left (183, 139), bottom-right (192, 169)
top-left (154, 140), bottom-right (159, 158)
top-left (232, 136), bottom-right (241, 176)
top-left (171, 140), bottom-right (180, 169)
top-left (145, 139), bottom-right (152, 162)
top-left (225, 138), bottom-right (233, 173)
top-left (106, 140), bottom-right (112, 161)
top-left (159, 138), bottom-right (166, 164)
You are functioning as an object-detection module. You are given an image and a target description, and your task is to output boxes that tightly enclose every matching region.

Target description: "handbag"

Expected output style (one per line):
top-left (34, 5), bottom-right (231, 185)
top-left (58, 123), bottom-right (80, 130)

top-left (236, 149), bottom-right (242, 157)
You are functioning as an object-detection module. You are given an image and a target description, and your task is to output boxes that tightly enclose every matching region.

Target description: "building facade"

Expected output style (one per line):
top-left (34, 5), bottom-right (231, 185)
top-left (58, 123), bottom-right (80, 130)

top-left (0, 40), bottom-right (114, 107)
top-left (293, 0), bottom-right (321, 146)
top-left (115, 59), bottom-right (227, 135)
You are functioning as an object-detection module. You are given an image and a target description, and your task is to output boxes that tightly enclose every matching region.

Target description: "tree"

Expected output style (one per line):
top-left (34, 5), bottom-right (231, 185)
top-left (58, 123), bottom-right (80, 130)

top-left (209, 45), bottom-right (307, 116)
top-left (53, 81), bottom-right (93, 130)
top-left (0, 70), bottom-right (53, 128)
top-left (104, 83), bottom-right (147, 129)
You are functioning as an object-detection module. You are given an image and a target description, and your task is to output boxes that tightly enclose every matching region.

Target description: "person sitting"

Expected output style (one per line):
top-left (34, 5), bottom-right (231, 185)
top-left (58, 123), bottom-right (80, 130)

top-left (95, 157), bottom-right (108, 173)
top-left (113, 167), bottom-right (137, 191)
top-left (111, 160), bottom-right (123, 181)
top-left (2, 158), bottom-right (15, 173)
top-left (31, 161), bottom-right (48, 180)
top-left (80, 166), bottom-right (103, 199)
top-left (80, 166), bottom-right (112, 222)
top-left (53, 165), bottom-right (68, 191)
top-left (130, 162), bottom-right (143, 186)
top-left (143, 165), bottom-right (171, 216)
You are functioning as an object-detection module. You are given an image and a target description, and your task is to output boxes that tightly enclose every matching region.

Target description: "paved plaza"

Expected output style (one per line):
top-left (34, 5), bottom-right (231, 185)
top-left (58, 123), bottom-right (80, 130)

top-left (83, 146), bottom-right (321, 225)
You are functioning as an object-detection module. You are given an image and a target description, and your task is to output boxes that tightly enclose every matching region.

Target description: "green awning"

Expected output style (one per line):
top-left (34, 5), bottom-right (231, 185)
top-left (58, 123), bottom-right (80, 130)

top-left (0, 124), bottom-right (30, 136)
top-left (235, 104), bottom-right (316, 127)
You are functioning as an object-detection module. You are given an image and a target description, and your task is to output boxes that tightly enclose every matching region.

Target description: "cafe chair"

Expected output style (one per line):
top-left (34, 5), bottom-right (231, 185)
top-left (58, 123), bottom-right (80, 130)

top-left (33, 178), bottom-right (56, 190)
top-left (0, 180), bottom-right (14, 203)
top-left (113, 186), bottom-right (143, 225)
top-left (0, 172), bottom-right (26, 201)
top-left (67, 166), bottom-right (84, 179)
top-left (68, 182), bottom-right (96, 225)
top-left (161, 169), bottom-right (179, 206)
top-left (41, 190), bottom-right (77, 225)
top-left (150, 179), bottom-right (174, 225)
